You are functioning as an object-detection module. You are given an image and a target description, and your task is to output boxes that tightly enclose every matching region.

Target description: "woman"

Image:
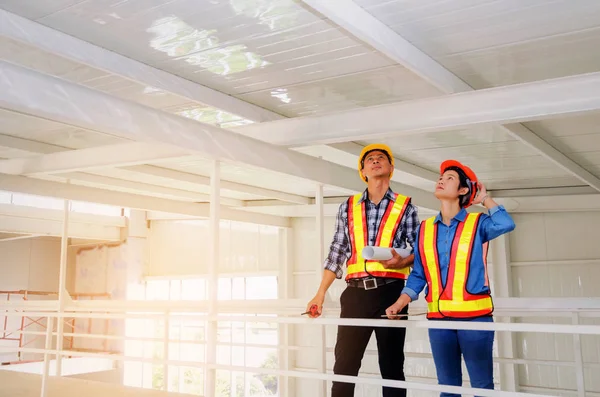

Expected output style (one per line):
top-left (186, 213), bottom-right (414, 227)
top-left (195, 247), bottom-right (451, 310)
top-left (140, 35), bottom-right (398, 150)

top-left (386, 160), bottom-right (515, 397)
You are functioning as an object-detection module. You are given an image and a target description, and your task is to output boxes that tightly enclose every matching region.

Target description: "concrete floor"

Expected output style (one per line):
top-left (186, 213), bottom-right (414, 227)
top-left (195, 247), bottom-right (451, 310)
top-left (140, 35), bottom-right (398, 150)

top-left (0, 370), bottom-right (199, 397)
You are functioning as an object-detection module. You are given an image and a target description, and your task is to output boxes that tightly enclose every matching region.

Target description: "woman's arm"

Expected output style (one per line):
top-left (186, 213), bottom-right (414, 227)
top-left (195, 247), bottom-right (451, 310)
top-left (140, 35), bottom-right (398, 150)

top-left (400, 224), bottom-right (427, 301)
top-left (473, 183), bottom-right (516, 242)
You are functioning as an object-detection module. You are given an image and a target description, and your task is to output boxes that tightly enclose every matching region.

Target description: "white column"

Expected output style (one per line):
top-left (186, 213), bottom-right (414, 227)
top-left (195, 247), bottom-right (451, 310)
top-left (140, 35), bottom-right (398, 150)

top-left (55, 197), bottom-right (70, 376)
top-left (205, 160), bottom-right (220, 397)
top-left (163, 311), bottom-right (170, 391)
top-left (278, 227), bottom-right (294, 396)
top-left (40, 316), bottom-right (54, 397)
top-left (315, 184), bottom-right (327, 397)
top-left (490, 235), bottom-right (519, 392)
top-left (572, 313), bottom-right (586, 397)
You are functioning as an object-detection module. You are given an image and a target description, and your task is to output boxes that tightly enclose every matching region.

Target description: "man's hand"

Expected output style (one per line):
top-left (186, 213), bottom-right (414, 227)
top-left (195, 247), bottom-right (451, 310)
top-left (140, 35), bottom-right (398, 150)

top-left (306, 293), bottom-right (325, 318)
top-left (385, 294), bottom-right (411, 319)
top-left (382, 249), bottom-right (411, 269)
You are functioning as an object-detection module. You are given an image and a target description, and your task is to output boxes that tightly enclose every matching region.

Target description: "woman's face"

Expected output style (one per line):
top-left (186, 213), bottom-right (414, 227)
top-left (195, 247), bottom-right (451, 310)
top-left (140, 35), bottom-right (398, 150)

top-left (434, 170), bottom-right (468, 201)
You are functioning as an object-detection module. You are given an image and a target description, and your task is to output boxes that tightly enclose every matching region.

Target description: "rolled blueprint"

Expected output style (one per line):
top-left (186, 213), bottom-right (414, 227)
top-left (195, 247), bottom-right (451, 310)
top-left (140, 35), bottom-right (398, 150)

top-left (362, 246), bottom-right (412, 261)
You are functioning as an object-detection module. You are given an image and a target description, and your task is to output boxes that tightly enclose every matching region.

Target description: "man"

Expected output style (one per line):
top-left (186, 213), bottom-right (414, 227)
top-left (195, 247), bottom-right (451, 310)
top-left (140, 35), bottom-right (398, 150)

top-left (306, 143), bottom-right (419, 397)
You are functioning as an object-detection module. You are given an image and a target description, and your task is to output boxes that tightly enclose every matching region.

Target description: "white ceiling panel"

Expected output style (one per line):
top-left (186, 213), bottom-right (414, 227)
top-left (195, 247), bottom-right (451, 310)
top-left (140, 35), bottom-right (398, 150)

top-left (24, 0), bottom-right (395, 91)
top-left (523, 114), bottom-right (600, 166)
top-left (383, 140), bottom-right (539, 165)
top-left (482, 176), bottom-right (582, 191)
top-left (237, 65), bottom-right (442, 117)
top-left (362, 125), bottom-right (515, 152)
top-left (477, 166), bottom-right (574, 181)
top-left (0, 0), bottom-right (85, 20)
top-left (357, 0), bottom-right (600, 88)
top-left (525, 113), bottom-right (600, 138)
top-left (360, 0), bottom-right (600, 56)
top-left (547, 134), bottom-right (600, 155)
top-left (439, 27), bottom-right (600, 89)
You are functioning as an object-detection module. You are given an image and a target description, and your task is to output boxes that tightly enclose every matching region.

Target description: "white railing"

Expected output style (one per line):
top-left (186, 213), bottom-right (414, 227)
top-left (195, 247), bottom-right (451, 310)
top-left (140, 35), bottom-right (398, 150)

top-left (1, 297), bottom-right (600, 397)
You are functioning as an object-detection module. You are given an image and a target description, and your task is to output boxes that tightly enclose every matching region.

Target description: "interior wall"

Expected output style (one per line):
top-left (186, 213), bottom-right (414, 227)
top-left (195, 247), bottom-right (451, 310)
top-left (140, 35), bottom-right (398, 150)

top-left (0, 237), bottom-right (61, 363)
top-left (71, 243), bottom-right (129, 354)
top-left (147, 219), bottom-right (280, 276)
top-left (0, 237), bottom-right (61, 291)
top-left (509, 211), bottom-right (600, 395)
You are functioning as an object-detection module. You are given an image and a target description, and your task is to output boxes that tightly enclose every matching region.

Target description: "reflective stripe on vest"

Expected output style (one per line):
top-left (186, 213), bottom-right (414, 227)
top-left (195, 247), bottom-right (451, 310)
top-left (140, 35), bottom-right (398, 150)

top-left (346, 193), bottom-right (411, 280)
top-left (419, 213), bottom-right (493, 319)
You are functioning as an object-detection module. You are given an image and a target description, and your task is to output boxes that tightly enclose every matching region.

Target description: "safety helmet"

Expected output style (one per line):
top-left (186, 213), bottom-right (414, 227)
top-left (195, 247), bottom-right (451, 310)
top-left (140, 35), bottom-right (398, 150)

top-left (439, 160), bottom-right (479, 207)
top-left (358, 144), bottom-right (394, 183)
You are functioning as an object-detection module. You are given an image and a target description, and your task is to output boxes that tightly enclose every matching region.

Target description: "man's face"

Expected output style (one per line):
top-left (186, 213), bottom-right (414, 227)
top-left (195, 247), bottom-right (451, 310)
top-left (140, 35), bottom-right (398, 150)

top-left (362, 150), bottom-right (392, 181)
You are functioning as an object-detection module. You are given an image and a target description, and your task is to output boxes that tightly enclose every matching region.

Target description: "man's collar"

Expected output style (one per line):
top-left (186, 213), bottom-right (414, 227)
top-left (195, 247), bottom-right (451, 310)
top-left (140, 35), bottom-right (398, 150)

top-left (434, 208), bottom-right (468, 224)
top-left (358, 188), bottom-right (396, 204)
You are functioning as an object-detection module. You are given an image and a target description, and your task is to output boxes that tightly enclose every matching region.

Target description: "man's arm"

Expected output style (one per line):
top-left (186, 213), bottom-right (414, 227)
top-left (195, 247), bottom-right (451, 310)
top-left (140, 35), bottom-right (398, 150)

top-left (306, 269), bottom-right (337, 318)
top-left (306, 201), bottom-right (349, 318)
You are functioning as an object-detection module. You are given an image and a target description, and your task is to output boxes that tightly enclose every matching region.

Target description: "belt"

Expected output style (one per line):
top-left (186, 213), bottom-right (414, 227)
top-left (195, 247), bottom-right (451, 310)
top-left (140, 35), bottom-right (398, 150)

top-left (346, 277), bottom-right (399, 290)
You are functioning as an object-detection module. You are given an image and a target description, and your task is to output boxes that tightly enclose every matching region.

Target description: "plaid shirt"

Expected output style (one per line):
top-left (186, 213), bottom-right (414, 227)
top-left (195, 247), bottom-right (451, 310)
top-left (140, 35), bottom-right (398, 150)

top-left (323, 188), bottom-right (419, 279)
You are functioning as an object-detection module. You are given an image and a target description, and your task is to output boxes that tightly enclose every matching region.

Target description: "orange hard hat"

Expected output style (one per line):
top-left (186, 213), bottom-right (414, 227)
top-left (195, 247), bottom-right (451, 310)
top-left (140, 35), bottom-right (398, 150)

top-left (358, 144), bottom-right (394, 183)
top-left (440, 160), bottom-right (479, 207)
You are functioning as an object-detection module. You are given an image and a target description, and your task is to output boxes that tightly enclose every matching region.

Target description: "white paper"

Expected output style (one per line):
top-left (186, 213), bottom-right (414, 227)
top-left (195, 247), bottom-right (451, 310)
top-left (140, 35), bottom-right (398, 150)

top-left (362, 246), bottom-right (412, 260)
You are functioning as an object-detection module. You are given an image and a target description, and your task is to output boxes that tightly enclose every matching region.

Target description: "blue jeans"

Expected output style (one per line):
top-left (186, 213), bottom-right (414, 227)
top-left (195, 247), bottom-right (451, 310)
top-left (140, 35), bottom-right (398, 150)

top-left (428, 316), bottom-right (494, 397)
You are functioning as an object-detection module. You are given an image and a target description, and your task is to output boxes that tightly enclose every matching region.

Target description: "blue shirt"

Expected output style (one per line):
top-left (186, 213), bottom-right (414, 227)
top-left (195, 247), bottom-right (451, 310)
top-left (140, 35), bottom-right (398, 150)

top-left (402, 205), bottom-right (515, 301)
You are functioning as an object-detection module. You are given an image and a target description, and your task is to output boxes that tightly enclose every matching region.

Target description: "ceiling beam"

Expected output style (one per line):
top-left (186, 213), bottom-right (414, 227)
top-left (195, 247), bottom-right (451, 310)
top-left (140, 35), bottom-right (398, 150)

top-left (0, 134), bottom-right (310, 204)
top-left (0, 134), bottom-right (68, 154)
top-left (52, 172), bottom-right (244, 207)
top-left (0, 61), bottom-right (439, 210)
top-left (124, 165), bottom-right (311, 205)
top-left (0, 202), bottom-right (127, 227)
top-left (235, 70), bottom-right (600, 146)
top-left (0, 9), bottom-right (283, 123)
top-left (0, 174), bottom-right (290, 228)
top-left (0, 234), bottom-right (40, 242)
top-left (297, 0), bottom-right (600, 192)
top-left (0, 204), bottom-right (123, 240)
top-left (0, 142), bottom-right (189, 175)
top-left (0, 215), bottom-right (121, 240)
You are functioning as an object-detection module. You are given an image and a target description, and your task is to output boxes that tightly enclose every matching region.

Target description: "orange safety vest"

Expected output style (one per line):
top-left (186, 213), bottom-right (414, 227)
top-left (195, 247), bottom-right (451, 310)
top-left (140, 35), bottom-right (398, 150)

top-left (346, 193), bottom-right (411, 281)
top-left (419, 213), bottom-right (493, 319)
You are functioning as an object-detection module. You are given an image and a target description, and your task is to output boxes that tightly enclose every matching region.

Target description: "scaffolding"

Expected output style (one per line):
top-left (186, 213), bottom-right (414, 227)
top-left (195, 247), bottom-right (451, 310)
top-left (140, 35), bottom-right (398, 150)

top-left (0, 289), bottom-right (112, 364)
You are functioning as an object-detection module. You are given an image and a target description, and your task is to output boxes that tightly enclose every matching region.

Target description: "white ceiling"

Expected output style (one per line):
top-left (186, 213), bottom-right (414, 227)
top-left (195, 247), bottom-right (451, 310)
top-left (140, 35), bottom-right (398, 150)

top-left (1, 0), bottom-right (600, 218)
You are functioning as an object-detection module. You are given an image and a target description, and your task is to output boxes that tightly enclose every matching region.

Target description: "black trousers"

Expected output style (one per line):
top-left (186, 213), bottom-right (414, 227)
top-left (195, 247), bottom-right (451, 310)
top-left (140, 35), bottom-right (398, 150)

top-left (332, 280), bottom-right (408, 397)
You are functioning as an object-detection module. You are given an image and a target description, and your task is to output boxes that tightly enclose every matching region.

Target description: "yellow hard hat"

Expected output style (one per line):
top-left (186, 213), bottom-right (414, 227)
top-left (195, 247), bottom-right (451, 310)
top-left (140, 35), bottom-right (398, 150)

top-left (358, 144), bottom-right (395, 183)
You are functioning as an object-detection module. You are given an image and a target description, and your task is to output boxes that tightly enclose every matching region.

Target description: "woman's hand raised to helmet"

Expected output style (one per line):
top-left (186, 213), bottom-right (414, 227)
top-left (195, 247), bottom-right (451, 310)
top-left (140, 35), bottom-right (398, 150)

top-left (472, 182), bottom-right (488, 205)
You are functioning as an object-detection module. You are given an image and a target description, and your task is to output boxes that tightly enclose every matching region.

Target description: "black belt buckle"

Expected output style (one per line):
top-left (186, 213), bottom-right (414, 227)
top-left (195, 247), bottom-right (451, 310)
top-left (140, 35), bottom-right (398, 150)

top-left (363, 278), bottom-right (378, 290)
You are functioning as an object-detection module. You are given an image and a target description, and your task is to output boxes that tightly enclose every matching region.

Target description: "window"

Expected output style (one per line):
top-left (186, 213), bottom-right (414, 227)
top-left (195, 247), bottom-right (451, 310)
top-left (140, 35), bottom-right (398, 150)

top-left (0, 190), bottom-right (11, 204)
top-left (124, 275), bottom-right (279, 395)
